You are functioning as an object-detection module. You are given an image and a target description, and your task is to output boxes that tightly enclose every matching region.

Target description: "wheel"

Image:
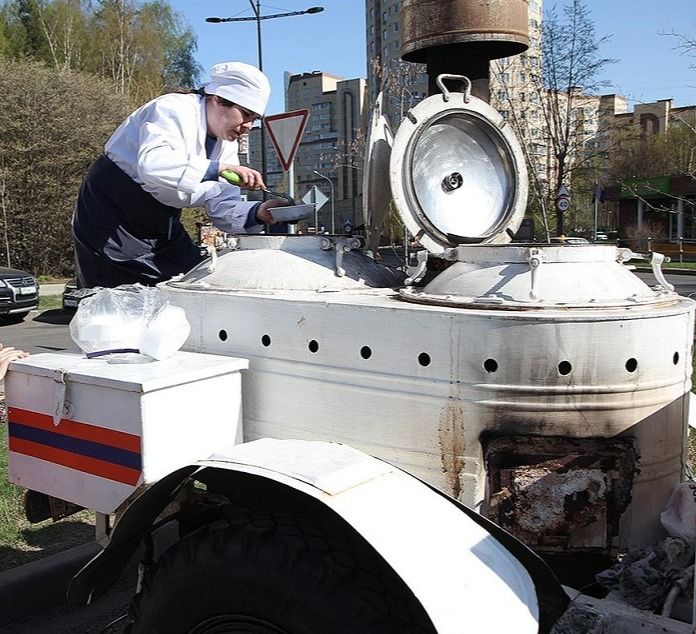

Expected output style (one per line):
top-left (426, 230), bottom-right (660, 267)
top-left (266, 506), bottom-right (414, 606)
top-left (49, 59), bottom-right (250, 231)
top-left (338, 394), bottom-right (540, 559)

top-left (127, 507), bottom-right (435, 634)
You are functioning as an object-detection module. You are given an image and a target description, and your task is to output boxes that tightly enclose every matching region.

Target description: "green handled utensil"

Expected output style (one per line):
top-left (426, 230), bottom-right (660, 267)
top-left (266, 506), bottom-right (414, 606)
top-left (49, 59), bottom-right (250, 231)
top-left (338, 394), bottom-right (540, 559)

top-left (221, 170), bottom-right (296, 205)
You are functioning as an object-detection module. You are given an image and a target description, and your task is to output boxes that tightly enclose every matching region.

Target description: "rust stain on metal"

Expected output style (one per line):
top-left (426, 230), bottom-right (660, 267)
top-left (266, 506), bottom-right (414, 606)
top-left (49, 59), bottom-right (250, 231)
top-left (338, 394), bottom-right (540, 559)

top-left (438, 401), bottom-right (466, 500)
top-left (401, 0), bottom-right (530, 63)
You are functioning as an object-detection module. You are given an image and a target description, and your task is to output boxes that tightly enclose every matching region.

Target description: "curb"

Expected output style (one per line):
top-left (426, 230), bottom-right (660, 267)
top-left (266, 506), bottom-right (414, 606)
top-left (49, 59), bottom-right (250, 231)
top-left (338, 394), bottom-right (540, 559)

top-left (0, 542), bottom-right (101, 627)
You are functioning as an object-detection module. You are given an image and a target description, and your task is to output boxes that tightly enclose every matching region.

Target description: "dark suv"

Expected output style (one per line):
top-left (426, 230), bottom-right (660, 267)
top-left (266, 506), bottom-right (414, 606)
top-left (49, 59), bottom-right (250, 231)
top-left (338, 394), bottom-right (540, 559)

top-left (0, 267), bottom-right (39, 320)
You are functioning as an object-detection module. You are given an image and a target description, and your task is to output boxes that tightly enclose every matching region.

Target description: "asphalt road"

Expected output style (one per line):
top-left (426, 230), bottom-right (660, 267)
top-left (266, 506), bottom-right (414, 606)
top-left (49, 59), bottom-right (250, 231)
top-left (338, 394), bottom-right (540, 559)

top-left (635, 269), bottom-right (696, 298)
top-left (0, 309), bottom-right (78, 356)
top-left (2, 268), bottom-right (695, 632)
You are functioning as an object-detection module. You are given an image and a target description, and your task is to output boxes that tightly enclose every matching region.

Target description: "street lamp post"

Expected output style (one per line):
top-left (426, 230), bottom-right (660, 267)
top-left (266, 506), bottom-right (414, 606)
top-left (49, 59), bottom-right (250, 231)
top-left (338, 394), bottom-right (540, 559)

top-left (206, 5), bottom-right (324, 184)
top-left (313, 169), bottom-right (335, 234)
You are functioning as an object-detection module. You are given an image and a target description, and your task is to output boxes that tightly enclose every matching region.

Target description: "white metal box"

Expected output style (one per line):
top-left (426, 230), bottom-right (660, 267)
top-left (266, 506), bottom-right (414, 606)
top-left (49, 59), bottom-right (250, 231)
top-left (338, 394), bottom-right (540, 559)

top-left (5, 351), bottom-right (248, 513)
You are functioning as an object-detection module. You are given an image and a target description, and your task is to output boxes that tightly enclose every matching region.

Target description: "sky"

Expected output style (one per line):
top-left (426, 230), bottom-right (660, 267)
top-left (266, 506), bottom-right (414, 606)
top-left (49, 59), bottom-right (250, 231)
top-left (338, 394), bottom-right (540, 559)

top-left (167, 0), bottom-right (696, 117)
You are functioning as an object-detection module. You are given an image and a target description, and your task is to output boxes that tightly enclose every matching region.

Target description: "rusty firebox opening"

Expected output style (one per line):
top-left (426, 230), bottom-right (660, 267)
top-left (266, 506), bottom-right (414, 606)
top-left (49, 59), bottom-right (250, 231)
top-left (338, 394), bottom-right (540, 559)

top-left (400, 0), bottom-right (530, 101)
top-left (483, 435), bottom-right (637, 551)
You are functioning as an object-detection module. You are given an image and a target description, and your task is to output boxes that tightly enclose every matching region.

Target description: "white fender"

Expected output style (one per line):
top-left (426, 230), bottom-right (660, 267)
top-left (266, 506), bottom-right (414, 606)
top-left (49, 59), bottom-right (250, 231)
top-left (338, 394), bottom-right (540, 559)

top-left (201, 438), bottom-right (540, 633)
top-left (70, 438), bottom-right (566, 631)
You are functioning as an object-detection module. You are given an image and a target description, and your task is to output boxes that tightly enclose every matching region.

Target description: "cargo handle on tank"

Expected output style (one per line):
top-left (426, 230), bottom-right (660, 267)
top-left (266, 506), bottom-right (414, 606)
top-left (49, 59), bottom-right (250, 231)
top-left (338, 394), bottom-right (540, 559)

top-left (436, 74), bottom-right (472, 104)
top-left (528, 247), bottom-right (545, 300)
top-left (618, 248), bottom-right (675, 292)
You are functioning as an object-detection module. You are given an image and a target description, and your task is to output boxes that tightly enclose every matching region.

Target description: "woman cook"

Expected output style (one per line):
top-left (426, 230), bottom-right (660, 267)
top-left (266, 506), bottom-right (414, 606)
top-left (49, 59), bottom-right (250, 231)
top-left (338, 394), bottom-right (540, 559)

top-left (72, 61), bottom-right (287, 288)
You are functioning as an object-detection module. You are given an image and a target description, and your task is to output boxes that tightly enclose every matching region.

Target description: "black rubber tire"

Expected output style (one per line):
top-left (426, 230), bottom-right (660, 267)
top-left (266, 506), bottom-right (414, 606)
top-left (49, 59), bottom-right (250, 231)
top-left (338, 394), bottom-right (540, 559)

top-left (127, 507), bottom-right (435, 634)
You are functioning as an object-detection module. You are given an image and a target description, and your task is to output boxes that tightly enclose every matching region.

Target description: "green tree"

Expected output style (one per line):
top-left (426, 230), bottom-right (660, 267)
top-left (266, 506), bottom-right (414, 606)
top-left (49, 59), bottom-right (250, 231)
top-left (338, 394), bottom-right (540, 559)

top-left (89, 0), bottom-right (200, 104)
top-left (0, 0), bottom-right (201, 102)
top-left (0, 59), bottom-right (129, 274)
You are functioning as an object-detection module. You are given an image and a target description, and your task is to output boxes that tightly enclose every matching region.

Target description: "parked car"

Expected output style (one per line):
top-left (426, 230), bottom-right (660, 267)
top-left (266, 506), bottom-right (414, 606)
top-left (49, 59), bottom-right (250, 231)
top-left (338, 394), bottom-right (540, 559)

top-left (62, 279), bottom-right (97, 312)
top-left (550, 236), bottom-right (590, 245)
top-left (0, 267), bottom-right (39, 320)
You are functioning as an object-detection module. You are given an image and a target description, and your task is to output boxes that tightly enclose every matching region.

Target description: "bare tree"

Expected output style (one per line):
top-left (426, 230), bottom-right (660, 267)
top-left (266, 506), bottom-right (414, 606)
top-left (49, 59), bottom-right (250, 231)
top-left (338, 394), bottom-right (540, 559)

top-left (664, 30), bottom-right (696, 68)
top-left (494, 0), bottom-right (615, 236)
top-left (35, 0), bottom-right (87, 71)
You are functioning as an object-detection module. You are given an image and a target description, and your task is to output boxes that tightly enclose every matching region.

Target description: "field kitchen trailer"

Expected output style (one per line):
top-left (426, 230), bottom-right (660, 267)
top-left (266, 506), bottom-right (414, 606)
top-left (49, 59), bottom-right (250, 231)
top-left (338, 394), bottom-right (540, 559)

top-left (5, 1), bottom-right (696, 632)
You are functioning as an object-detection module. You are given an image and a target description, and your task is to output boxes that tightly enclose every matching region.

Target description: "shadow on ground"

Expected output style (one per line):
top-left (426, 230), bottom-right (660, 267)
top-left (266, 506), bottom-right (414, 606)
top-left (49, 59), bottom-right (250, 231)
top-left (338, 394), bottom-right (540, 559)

top-left (33, 309), bottom-right (73, 326)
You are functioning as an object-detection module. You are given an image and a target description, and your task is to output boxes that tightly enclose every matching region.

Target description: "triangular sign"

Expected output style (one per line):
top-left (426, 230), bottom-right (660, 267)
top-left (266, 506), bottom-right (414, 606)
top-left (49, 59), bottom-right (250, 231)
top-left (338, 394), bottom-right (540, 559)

top-left (557, 184), bottom-right (570, 199)
top-left (264, 109), bottom-right (310, 171)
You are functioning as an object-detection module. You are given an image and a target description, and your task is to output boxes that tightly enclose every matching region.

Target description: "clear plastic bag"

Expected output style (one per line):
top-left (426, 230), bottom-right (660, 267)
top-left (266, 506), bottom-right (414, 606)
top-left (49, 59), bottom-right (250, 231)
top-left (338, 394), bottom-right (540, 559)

top-left (69, 285), bottom-right (190, 360)
top-left (660, 481), bottom-right (696, 544)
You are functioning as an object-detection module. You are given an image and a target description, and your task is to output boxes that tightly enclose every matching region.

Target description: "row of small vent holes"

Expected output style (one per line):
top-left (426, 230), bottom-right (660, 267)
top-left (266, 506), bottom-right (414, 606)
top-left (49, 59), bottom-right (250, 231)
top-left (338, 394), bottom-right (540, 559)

top-left (485, 353), bottom-right (681, 375)
top-left (218, 330), bottom-right (681, 374)
top-left (219, 330), bottom-right (434, 366)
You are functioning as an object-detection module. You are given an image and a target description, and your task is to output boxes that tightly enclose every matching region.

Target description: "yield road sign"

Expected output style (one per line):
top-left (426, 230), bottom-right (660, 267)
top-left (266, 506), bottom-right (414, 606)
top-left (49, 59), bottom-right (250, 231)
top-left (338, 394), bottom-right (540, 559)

top-left (264, 109), bottom-right (310, 171)
top-left (302, 185), bottom-right (328, 211)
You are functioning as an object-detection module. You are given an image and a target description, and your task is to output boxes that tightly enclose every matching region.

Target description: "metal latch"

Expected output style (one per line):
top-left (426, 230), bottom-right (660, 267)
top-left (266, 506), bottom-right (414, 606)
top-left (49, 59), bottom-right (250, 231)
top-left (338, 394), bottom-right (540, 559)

top-left (617, 248), bottom-right (674, 292)
top-left (53, 370), bottom-right (70, 426)
top-left (206, 245), bottom-right (218, 273)
top-left (405, 250), bottom-right (429, 286)
top-left (528, 247), bottom-right (545, 300)
top-left (321, 237), bottom-right (362, 277)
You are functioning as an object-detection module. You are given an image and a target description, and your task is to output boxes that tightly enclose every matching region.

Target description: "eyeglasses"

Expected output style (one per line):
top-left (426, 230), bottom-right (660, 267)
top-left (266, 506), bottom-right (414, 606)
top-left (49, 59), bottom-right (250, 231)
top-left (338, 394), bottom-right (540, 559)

top-left (214, 95), bottom-right (261, 123)
top-left (235, 104), bottom-right (261, 124)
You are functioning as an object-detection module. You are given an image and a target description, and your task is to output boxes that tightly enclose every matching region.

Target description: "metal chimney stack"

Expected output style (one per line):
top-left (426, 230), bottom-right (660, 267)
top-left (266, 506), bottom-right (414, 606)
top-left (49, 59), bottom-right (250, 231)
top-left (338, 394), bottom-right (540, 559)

top-left (400, 0), bottom-right (530, 102)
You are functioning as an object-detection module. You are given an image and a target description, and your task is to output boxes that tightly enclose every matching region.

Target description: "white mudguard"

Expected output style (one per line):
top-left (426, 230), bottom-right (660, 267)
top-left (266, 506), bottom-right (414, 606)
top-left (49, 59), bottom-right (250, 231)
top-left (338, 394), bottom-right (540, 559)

top-left (203, 439), bottom-right (540, 633)
top-left (69, 439), bottom-right (567, 632)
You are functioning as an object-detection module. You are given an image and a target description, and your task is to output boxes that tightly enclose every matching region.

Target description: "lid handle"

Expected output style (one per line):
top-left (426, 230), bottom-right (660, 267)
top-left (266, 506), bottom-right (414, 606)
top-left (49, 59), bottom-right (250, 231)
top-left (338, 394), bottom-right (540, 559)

top-left (436, 74), bottom-right (472, 104)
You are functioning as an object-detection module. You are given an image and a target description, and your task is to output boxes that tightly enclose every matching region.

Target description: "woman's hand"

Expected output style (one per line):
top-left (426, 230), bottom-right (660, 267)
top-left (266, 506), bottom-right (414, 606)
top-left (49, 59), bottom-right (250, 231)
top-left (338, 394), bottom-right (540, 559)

top-left (0, 344), bottom-right (28, 380)
top-left (256, 199), bottom-right (289, 225)
top-left (219, 165), bottom-right (266, 191)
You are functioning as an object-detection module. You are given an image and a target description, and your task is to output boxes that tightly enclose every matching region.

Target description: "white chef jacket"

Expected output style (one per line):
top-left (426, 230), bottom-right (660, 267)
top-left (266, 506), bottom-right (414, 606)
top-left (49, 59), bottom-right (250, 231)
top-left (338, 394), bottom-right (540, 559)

top-left (104, 92), bottom-right (260, 234)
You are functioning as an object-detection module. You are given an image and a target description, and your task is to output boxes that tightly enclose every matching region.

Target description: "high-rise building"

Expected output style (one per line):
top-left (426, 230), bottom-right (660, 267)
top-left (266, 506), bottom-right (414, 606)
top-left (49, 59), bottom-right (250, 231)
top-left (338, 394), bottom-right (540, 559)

top-left (490, 0), bottom-right (546, 181)
top-left (365, 0), bottom-right (426, 128)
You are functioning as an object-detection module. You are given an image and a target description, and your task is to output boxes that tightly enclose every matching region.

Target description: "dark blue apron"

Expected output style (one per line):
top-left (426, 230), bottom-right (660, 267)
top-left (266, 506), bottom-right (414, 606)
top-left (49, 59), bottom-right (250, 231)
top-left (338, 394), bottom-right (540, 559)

top-left (72, 155), bottom-right (204, 288)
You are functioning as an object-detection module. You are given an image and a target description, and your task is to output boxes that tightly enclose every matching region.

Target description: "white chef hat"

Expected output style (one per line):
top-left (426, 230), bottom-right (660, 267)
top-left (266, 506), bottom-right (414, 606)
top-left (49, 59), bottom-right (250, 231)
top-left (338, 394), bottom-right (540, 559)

top-left (204, 61), bottom-right (271, 116)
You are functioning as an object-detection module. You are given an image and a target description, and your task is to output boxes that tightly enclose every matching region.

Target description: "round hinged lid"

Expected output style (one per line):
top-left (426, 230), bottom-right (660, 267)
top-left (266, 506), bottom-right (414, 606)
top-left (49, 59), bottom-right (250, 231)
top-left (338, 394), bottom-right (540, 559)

top-left (399, 244), bottom-right (680, 309)
top-left (166, 235), bottom-right (405, 292)
top-left (362, 92), bottom-right (393, 236)
top-left (390, 75), bottom-right (528, 255)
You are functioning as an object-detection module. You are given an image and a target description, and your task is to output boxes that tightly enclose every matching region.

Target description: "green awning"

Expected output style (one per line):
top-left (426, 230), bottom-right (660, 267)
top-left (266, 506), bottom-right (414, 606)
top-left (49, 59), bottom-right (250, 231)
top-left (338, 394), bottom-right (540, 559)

top-left (620, 176), bottom-right (670, 199)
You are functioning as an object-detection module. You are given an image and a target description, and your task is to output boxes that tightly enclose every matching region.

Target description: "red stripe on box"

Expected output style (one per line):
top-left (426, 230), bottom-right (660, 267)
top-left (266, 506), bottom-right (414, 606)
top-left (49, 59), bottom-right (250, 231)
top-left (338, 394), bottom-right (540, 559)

top-left (9, 437), bottom-right (141, 486)
top-left (8, 407), bottom-right (140, 453)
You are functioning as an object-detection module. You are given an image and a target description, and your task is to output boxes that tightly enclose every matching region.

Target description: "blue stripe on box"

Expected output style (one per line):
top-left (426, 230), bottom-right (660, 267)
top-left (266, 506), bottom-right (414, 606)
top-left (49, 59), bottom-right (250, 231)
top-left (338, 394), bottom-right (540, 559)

top-left (8, 422), bottom-right (142, 470)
